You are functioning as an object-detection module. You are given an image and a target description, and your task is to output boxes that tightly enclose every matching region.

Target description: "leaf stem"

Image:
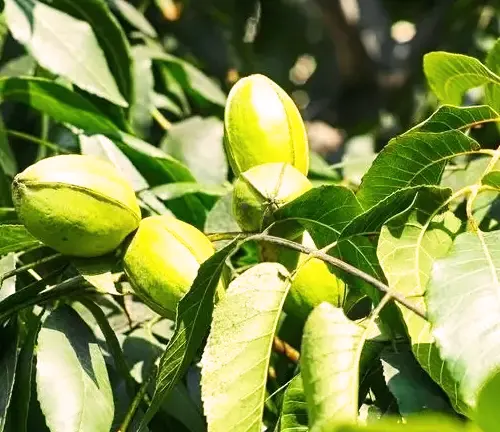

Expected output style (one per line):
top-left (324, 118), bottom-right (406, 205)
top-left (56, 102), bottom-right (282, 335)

top-left (0, 253), bottom-right (63, 284)
top-left (246, 234), bottom-right (427, 320)
top-left (118, 369), bottom-right (154, 432)
top-left (6, 130), bottom-right (70, 154)
top-left (151, 107), bottom-right (172, 131)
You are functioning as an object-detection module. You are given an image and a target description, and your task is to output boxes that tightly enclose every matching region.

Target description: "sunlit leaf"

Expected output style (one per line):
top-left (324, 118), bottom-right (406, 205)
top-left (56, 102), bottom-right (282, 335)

top-left (130, 46), bottom-right (154, 137)
top-left (201, 262), bottom-right (291, 432)
top-left (424, 51), bottom-right (500, 105)
top-left (476, 369), bottom-right (500, 432)
top-left (4, 0), bottom-right (127, 106)
top-left (484, 38), bottom-right (500, 112)
top-left (427, 230), bottom-right (500, 408)
top-left (0, 225), bottom-right (39, 255)
top-left (109, 0), bottom-right (157, 38)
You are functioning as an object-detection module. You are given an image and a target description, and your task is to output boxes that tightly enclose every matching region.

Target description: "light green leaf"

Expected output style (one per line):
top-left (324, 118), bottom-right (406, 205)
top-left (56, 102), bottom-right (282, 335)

top-left (161, 116), bottom-right (228, 186)
top-left (482, 170), bottom-right (500, 189)
top-left (138, 240), bottom-right (239, 431)
top-left (0, 117), bottom-right (17, 177)
top-left (72, 256), bottom-right (120, 295)
top-left (423, 51), bottom-right (500, 105)
top-left (0, 225), bottom-right (39, 255)
top-left (109, 0), bottom-right (157, 38)
top-left (204, 192), bottom-right (241, 248)
top-left (152, 182), bottom-right (228, 201)
top-left (0, 77), bottom-right (119, 133)
top-left (301, 303), bottom-right (363, 428)
top-left (4, 0), bottom-right (127, 106)
top-left (130, 46), bottom-right (154, 137)
top-left (201, 262), bottom-right (291, 432)
top-left (377, 190), bottom-right (467, 414)
top-left (427, 230), bottom-right (500, 408)
top-left (36, 305), bottom-right (114, 432)
top-left (485, 38), bottom-right (500, 112)
top-left (356, 130), bottom-right (480, 209)
top-left (151, 92), bottom-right (183, 117)
top-left (45, 0), bottom-right (133, 106)
top-left (279, 373), bottom-right (308, 432)
top-left (0, 254), bottom-right (16, 301)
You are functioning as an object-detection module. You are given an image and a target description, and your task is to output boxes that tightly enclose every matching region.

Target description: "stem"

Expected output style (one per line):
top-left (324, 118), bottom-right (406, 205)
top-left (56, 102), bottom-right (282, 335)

top-left (6, 130), bottom-right (70, 154)
top-left (151, 107), bottom-right (172, 131)
top-left (118, 369), bottom-right (154, 432)
top-left (246, 234), bottom-right (427, 320)
top-left (1, 253), bottom-right (63, 284)
top-left (207, 232), bottom-right (254, 242)
top-left (272, 336), bottom-right (300, 363)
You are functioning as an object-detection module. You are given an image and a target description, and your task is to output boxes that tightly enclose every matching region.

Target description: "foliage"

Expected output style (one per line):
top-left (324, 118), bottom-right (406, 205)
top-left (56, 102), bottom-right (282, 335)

top-left (0, 1), bottom-right (500, 432)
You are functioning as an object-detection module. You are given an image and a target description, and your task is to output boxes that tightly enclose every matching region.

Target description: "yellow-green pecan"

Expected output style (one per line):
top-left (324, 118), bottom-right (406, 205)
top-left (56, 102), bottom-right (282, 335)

top-left (123, 215), bottom-right (220, 319)
top-left (281, 231), bottom-right (346, 321)
top-left (224, 74), bottom-right (309, 176)
top-left (12, 154), bottom-right (141, 257)
top-left (232, 162), bottom-right (312, 232)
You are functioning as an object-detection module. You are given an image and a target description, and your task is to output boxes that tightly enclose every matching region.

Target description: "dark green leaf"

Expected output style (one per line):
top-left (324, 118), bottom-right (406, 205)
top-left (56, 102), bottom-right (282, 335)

top-left (356, 130), bottom-right (480, 209)
top-left (279, 374), bottom-right (308, 432)
top-left (0, 325), bottom-right (18, 432)
top-left (4, 0), bottom-right (127, 106)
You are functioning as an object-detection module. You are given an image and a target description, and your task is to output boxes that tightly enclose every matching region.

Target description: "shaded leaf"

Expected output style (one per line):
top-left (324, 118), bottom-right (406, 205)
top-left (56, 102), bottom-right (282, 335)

top-left (138, 240), bottom-right (239, 431)
top-left (0, 254), bottom-right (15, 301)
top-left (377, 189), bottom-right (466, 414)
top-left (356, 130), bottom-right (480, 209)
top-left (301, 303), bottom-right (363, 428)
top-left (476, 369), bottom-right (500, 432)
top-left (424, 52), bottom-right (500, 105)
top-left (201, 262), bottom-right (291, 432)
top-left (36, 305), bottom-right (114, 432)
top-left (0, 117), bottom-right (17, 177)
top-left (0, 77), bottom-right (118, 133)
top-left (72, 256), bottom-right (120, 295)
top-left (4, 0), bottom-right (127, 106)
top-left (279, 373), bottom-right (308, 432)
top-left (0, 225), bottom-right (39, 255)
top-left (0, 325), bottom-right (18, 432)
top-left (427, 230), bottom-right (500, 408)
top-left (484, 38), bottom-right (500, 112)
top-left (161, 116), bottom-right (228, 186)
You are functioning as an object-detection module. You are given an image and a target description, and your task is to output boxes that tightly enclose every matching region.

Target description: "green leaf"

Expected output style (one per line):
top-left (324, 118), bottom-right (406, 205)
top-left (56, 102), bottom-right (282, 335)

top-left (109, 0), bottom-right (157, 38)
top-left (36, 305), bottom-right (114, 432)
top-left (0, 325), bottom-right (18, 432)
top-left (423, 51), bottom-right (500, 105)
top-left (79, 133), bottom-right (149, 191)
top-left (0, 209), bottom-right (18, 224)
top-left (161, 116), bottom-right (228, 186)
top-left (201, 262), bottom-right (291, 432)
top-left (341, 135), bottom-right (376, 186)
top-left (356, 130), bottom-right (480, 209)
top-left (279, 373), bottom-right (308, 432)
top-left (409, 105), bottom-right (500, 133)
top-left (0, 254), bottom-right (15, 301)
top-left (481, 170), bottom-right (500, 189)
top-left (152, 182), bottom-right (228, 201)
top-left (484, 38), bottom-right (500, 112)
top-left (427, 230), bottom-right (500, 408)
top-left (0, 225), bottom-right (39, 255)
top-left (43, 0), bottom-right (133, 106)
top-left (147, 47), bottom-right (226, 106)
top-left (130, 46), bottom-right (154, 137)
top-left (0, 117), bottom-right (17, 177)
top-left (72, 256), bottom-right (120, 295)
top-left (476, 369), bottom-right (500, 432)
top-left (4, 0), bottom-right (128, 107)
top-left (152, 92), bottom-right (183, 117)
top-left (377, 190), bottom-right (466, 414)
top-left (381, 347), bottom-right (452, 417)
top-left (301, 303), bottom-right (363, 428)
top-left (138, 239), bottom-right (239, 431)
top-left (0, 77), bottom-right (119, 133)
top-left (204, 192), bottom-right (241, 248)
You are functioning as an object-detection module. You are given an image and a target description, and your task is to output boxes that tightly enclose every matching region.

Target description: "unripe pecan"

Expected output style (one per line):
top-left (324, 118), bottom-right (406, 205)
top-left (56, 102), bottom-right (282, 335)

top-left (12, 154), bottom-right (140, 257)
top-left (224, 74), bottom-right (309, 176)
top-left (123, 215), bottom-right (220, 319)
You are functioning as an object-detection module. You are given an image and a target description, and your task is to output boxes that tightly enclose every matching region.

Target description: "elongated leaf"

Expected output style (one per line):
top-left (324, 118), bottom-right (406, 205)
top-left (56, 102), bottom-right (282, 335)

top-left (377, 190), bottom-right (467, 414)
top-left (0, 77), bottom-right (119, 133)
top-left (301, 303), bottom-right (363, 428)
top-left (408, 105), bottom-right (500, 133)
top-left (48, 0), bottom-right (133, 105)
top-left (427, 230), bottom-right (500, 408)
top-left (0, 225), bottom-right (38, 255)
top-left (0, 117), bottom-right (17, 177)
top-left (36, 305), bottom-right (114, 432)
top-left (130, 46), bottom-right (154, 137)
top-left (161, 116), bottom-right (228, 186)
top-left (357, 130), bottom-right (480, 209)
top-left (4, 0), bottom-right (127, 106)
top-left (424, 52), bottom-right (500, 105)
top-left (109, 0), bottom-right (157, 38)
top-left (72, 256), bottom-right (119, 295)
top-left (0, 325), bottom-right (18, 432)
top-left (152, 182), bottom-right (227, 201)
top-left (201, 262), bottom-right (291, 432)
top-left (279, 374), bottom-right (308, 432)
top-left (0, 254), bottom-right (15, 301)
top-left (138, 240), bottom-right (239, 431)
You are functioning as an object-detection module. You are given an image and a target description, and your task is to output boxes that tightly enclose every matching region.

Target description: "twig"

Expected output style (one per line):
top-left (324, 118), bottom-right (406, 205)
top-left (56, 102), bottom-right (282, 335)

top-left (6, 130), bottom-right (70, 154)
top-left (272, 336), bottom-right (300, 364)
